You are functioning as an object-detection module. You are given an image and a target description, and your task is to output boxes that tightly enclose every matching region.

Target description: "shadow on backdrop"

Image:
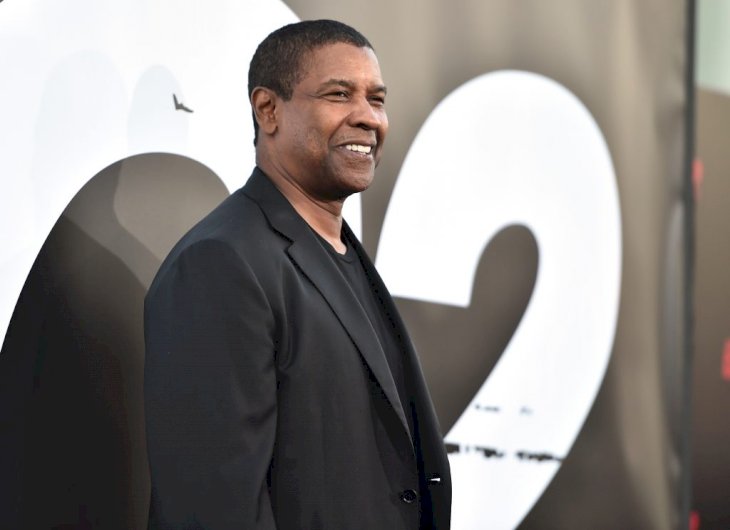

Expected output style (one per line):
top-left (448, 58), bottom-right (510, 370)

top-left (0, 153), bottom-right (228, 529)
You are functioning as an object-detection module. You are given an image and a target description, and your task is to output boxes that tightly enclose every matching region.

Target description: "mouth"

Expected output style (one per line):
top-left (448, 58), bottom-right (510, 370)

top-left (342, 143), bottom-right (374, 155)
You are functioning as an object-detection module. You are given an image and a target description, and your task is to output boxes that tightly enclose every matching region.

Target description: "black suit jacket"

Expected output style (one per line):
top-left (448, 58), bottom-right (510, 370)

top-left (144, 168), bottom-right (451, 529)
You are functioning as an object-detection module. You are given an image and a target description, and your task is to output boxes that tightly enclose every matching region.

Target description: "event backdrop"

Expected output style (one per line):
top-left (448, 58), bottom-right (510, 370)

top-left (0, 1), bottom-right (692, 528)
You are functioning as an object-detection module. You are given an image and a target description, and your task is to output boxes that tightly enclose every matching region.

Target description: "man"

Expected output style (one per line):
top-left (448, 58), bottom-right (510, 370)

top-left (144, 20), bottom-right (451, 529)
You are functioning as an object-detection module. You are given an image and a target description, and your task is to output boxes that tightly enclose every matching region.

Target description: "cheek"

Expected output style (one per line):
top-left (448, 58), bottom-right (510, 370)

top-left (284, 118), bottom-right (320, 154)
top-left (300, 128), bottom-right (329, 161)
top-left (379, 112), bottom-right (389, 140)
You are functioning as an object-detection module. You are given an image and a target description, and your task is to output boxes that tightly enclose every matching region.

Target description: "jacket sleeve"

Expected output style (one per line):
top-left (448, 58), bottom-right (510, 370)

top-left (144, 239), bottom-right (277, 529)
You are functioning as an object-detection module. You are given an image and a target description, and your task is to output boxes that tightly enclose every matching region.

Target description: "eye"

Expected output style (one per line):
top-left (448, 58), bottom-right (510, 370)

top-left (326, 90), bottom-right (349, 100)
top-left (370, 95), bottom-right (386, 107)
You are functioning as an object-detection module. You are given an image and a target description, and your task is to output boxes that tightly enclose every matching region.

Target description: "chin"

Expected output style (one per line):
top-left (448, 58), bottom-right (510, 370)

top-left (345, 174), bottom-right (374, 195)
top-left (324, 170), bottom-right (371, 199)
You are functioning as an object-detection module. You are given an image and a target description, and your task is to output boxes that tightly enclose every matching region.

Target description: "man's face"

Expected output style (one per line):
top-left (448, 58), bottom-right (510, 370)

top-left (272, 42), bottom-right (388, 201)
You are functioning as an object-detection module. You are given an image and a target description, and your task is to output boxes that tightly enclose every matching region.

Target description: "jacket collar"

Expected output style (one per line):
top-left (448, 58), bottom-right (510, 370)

top-left (242, 167), bottom-right (414, 446)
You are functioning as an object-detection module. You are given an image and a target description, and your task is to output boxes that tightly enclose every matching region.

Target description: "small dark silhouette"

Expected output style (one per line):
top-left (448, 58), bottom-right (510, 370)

top-left (516, 451), bottom-right (563, 463)
top-left (173, 94), bottom-right (193, 113)
top-left (444, 443), bottom-right (505, 459)
top-left (445, 443), bottom-right (459, 454)
top-left (477, 446), bottom-right (504, 459)
top-left (474, 403), bottom-right (500, 413)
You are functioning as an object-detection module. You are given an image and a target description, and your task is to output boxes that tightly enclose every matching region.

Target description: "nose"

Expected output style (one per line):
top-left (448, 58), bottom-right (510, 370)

top-left (349, 95), bottom-right (386, 131)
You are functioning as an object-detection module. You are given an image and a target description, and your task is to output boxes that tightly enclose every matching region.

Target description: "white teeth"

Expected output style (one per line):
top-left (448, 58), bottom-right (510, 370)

top-left (345, 144), bottom-right (372, 154)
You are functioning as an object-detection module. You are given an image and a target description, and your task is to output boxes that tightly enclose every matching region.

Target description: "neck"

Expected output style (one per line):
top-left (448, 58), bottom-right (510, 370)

top-left (257, 157), bottom-right (346, 254)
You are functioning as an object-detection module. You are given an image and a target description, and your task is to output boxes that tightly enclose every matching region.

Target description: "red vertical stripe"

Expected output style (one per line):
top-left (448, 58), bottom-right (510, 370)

top-left (692, 157), bottom-right (704, 202)
top-left (689, 510), bottom-right (700, 530)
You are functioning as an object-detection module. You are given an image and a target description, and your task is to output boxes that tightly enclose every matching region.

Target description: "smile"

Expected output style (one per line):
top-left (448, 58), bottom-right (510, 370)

top-left (344, 144), bottom-right (373, 154)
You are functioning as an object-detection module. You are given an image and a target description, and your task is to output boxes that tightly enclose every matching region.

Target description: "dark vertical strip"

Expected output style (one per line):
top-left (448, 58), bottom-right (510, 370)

top-left (681, 0), bottom-right (696, 527)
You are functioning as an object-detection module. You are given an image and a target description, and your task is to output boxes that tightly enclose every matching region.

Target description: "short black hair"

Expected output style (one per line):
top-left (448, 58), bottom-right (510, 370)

top-left (248, 19), bottom-right (374, 145)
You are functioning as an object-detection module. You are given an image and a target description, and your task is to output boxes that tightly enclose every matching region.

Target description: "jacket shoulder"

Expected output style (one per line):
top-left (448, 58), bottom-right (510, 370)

top-left (148, 188), bottom-right (281, 294)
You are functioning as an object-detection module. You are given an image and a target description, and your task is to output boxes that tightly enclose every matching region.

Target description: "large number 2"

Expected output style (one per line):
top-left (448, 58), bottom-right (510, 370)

top-left (375, 71), bottom-right (622, 530)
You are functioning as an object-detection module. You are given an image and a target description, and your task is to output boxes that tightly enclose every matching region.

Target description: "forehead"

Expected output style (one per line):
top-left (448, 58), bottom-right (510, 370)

top-left (297, 42), bottom-right (384, 88)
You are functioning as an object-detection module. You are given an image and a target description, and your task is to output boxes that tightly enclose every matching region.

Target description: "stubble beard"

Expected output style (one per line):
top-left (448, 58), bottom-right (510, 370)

top-left (316, 156), bottom-right (375, 202)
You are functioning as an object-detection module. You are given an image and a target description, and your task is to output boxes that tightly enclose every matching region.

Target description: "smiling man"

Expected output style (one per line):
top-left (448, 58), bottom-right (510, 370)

top-left (144, 20), bottom-right (451, 530)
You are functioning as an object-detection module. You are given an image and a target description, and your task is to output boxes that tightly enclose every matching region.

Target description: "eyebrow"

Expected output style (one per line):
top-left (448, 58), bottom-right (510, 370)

top-left (319, 79), bottom-right (388, 94)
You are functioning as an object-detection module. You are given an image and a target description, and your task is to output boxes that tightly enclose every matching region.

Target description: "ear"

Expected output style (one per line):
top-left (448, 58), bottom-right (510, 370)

top-left (251, 87), bottom-right (279, 137)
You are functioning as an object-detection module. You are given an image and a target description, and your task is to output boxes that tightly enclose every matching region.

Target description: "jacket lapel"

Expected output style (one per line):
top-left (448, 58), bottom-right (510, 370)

top-left (242, 168), bottom-right (414, 446)
top-left (346, 223), bottom-right (452, 515)
top-left (344, 222), bottom-right (446, 447)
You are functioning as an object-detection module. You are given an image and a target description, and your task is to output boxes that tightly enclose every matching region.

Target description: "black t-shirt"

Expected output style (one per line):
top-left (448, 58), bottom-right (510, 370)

top-left (313, 229), bottom-right (413, 439)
